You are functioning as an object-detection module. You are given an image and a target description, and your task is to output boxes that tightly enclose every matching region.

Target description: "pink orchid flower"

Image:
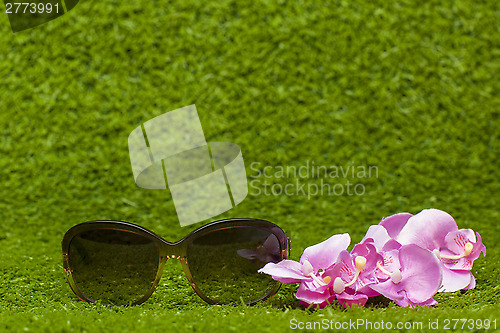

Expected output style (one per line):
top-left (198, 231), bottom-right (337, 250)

top-left (439, 229), bottom-right (486, 271)
top-left (369, 244), bottom-right (442, 307)
top-left (359, 225), bottom-right (403, 282)
top-left (381, 209), bottom-right (486, 292)
top-left (327, 239), bottom-right (382, 308)
top-left (257, 208), bottom-right (485, 309)
top-left (258, 233), bottom-right (350, 306)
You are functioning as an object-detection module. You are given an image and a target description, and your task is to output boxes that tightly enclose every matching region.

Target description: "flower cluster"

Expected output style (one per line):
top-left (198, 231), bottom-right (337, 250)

top-left (259, 209), bottom-right (486, 308)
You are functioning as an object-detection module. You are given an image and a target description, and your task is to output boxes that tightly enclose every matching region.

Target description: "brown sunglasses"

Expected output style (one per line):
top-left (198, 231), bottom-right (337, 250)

top-left (62, 218), bottom-right (290, 306)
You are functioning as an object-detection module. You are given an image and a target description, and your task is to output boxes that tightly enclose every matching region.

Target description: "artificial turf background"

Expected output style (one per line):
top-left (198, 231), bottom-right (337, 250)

top-left (0, 0), bottom-right (498, 332)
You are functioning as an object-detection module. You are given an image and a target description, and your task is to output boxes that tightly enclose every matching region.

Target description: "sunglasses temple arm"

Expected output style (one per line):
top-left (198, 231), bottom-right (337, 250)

top-left (287, 236), bottom-right (291, 257)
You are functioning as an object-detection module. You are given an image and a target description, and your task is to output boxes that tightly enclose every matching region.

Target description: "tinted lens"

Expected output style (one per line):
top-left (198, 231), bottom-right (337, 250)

top-left (68, 229), bottom-right (159, 305)
top-left (187, 227), bottom-right (282, 304)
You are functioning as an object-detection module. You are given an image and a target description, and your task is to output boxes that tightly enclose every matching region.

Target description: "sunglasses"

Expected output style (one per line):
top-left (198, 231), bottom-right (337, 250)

top-left (61, 218), bottom-right (290, 306)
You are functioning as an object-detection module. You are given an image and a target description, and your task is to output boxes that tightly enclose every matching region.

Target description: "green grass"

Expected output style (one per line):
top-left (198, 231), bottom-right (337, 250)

top-left (0, 0), bottom-right (499, 331)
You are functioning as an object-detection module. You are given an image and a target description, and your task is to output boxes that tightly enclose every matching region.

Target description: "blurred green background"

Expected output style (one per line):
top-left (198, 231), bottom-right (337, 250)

top-left (0, 0), bottom-right (498, 332)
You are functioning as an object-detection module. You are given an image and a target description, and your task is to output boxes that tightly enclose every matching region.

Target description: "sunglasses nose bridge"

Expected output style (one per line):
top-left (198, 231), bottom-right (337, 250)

top-left (163, 255), bottom-right (187, 265)
top-left (159, 242), bottom-right (186, 263)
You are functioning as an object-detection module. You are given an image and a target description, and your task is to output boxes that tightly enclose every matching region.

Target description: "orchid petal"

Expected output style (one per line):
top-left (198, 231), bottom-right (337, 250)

top-left (467, 274), bottom-right (476, 290)
top-left (397, 209), bottom-right (458, 250)
top-left (357, 283), bottom-right (380, 297)
top-left (303, 278), bottom-right (331, 293)
top-left (300, 233), bottom-right (350, 270)
top-left (438, 267), bottom-right (473, 292)
top-left (444, 257), bottom-right (473, 271)
top-left (353, 242), bottom-right (382, 273)
top-left (379, 212), bottom-right (413, 238)
top-left (476, 232), bottom-right (486, 256)
top-left (420, 298), bottom-right (438, 307)
top-left (396, 293), bottom-right (438, 308)
top-left (299, 296), bottom-right (335, 309)
top-left (296, 282), bottom-right (332, 304)
top-left (361, 225), bottom-right (392, 251)
top-left (336, 291), bottom-right (368, 308)
top-left (398, 244), bottom-right (442, 303)
top-left (258, 260), bottom-right (309, 283)
top-left (351, 241), bottom-right (372, 257)
top-left (444, 229), bottom-right (475, 255)
top-left (332, 250), bottom-right (356, 283)
top-left (458, 229), bottom-right (476, 242)
top-left (382, 239), bottom-right (402, 252)
top-left (378, 249), bottom-right (401, 276)
top-left (369, 279), bottom-right (404, 301)
top-left (267, 259), bottom-right (304, 271)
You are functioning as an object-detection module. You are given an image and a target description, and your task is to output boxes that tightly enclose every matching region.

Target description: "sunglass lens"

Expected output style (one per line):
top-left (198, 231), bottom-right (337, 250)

top-left (187, 227), bottom-right (282, 304)
top-left (68, 229), bottom-right (159, 305)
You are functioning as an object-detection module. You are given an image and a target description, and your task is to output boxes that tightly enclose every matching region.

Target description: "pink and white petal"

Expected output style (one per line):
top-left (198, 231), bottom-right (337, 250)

top-left (379, 212), bottom-right (413, 238)
top-left (353, 243), bottom-right (382, 273)
top-left (439, 248), bottom-right (456, 257)
top-left (336, 292), bottom-right (369, 308)
top-left (301, 233), bottom-right (350, 270)
top-left (457, 229), bottom-right (476, 242)
top-left (299, 296), bottom-right (335, 309)
top-left (296, 282), bottom-right (332, 304)
top-left (438, 267), bottom-right (473, 292)
top-left (397, 209), bottom-right (458, 250)
top-left (380, 250), bottom-right (401, 273)
top-left (382, 239), bottom-right (402, 252)
top-left (466, 274), bottom-right (476, 290)
top-left (355, 273), bottom-right (378, 294)
top-left (258, 261), bottom-right (309, 283)
top-left (360, 271), bottom-right (378, 285)
top-left (362, 225), bottom-right (392, 251)
top-left (357, 283), bottom-right (380, 297)
top-left (375, 272), bottom-right (390, 281)
top-left (275, 259), bottom-right (305, 271)
top-left (303, 278), bottom-right (331, 293)
top-left (369, 279), bottom-right (404, 302)
top-left (395, 296), bottom-right (411, 307)
top-left (444, 257), bottom-right (473, 271)
top-left (333, 251), bottom-right (356, 282)
top-left (398, 245), bottom-right (442, 304)
top-left (444, 230), bottom-right (471, 254)
top-left (475, 232), bottom-right (486, 257)
top-left (366, 252), bottom-right (383, 275)
top-left (395, 294), bottom-right (438, 308)
top-left (351, 241), bottom-right (371, 257)
top-left (420, 298), bottom-right (438, 307)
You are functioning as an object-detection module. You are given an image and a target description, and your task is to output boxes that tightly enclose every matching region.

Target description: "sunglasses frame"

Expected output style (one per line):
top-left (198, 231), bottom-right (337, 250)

top-left (62, 218), bottom-right (290, 306)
